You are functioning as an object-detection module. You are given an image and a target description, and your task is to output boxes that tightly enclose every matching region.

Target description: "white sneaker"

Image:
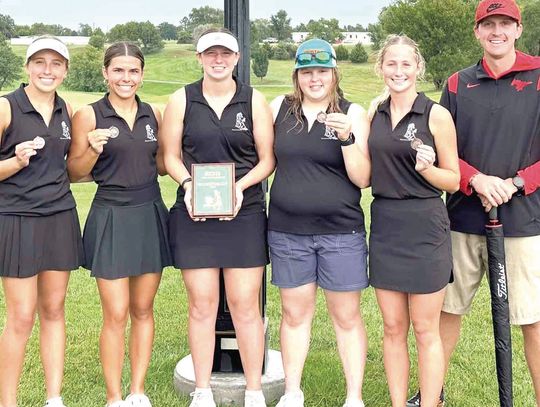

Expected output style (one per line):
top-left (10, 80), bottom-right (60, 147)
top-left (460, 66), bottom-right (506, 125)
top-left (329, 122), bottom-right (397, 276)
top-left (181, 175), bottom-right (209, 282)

top-left (244, 390), bottom-right (266, 407)
top-left (44, 397), bottom-right (66, 407)
top-left (189, 388), bottom-right (216, 407)
top-left (343, 399), bottom-right (365, 407)
top-left (276, 390), bottom-right (304, 407)
top-left (125, 393), bottom-right (152, 407)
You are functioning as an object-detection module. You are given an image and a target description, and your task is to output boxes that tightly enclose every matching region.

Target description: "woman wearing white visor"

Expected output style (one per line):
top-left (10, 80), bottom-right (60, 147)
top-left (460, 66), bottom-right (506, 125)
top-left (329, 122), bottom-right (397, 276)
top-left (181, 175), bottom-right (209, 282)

top-left (161, 29), bottom-right (274, 407)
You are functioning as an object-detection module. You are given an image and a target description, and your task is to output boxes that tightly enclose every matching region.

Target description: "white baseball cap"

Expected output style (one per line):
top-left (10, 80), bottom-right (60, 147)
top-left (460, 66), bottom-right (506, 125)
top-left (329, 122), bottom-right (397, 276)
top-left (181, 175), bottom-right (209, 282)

top-left (26, 36), bottom-right (70, 64)
top-left (196, 32), bottom-right (239, 53)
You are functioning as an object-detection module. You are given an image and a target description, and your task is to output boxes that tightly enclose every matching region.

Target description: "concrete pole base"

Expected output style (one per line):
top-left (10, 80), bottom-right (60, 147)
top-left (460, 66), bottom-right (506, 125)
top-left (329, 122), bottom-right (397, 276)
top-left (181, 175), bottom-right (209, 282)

top-left (174, 349), bottom-right (285, 406)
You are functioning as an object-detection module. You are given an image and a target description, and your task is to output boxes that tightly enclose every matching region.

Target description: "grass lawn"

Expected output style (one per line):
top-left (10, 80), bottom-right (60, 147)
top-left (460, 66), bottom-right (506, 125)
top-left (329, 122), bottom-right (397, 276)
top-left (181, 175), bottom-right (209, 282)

top-left (0, 43), bottom-right (536, 406)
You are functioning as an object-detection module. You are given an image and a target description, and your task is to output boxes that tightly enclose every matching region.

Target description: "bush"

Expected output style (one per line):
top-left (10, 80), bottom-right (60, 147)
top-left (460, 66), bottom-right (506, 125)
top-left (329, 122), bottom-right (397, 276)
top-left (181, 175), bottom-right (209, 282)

top-left (350, 44), bottom-right (368, 63)
top-left (177, 31), bottom-right (192, 44)
top-left (334, 45), bottom-right (349, 62)
top-left (252, 46), bottom-right (269, 81)
top-left (272, 43), bottom-right (290, 60)
top-left (64, 46), bottom-right (107, 93)
top-left (261, 42), bottom-right (274, 59)
top-left (88, 34), bottom-right (105, 50)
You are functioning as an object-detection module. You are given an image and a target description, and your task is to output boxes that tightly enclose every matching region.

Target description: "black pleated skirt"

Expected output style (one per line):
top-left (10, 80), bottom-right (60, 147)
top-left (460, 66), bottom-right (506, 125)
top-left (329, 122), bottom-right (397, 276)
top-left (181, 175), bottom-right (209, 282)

top-left (0, 208), bottom-right (84, 278)
top-left (83, 182), bottom-right (172, 279)
top-left (369, 197), bottom-right (453, 294)
top-left (169, 205), bottom-right (269, 269)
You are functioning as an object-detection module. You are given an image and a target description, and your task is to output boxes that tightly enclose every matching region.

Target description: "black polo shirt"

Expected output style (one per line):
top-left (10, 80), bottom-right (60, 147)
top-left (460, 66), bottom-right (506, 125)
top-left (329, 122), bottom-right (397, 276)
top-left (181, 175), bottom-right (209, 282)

top-left (441, 52), bottom-right (540, 236)
top-left (0, 84), bottom-right (75, 216)
top-left (180, 78), bottom-right (265, 215)
top-left (90, 94), bottom-right (159, 188)
top-left (369, 93), bottom-right (441, 199)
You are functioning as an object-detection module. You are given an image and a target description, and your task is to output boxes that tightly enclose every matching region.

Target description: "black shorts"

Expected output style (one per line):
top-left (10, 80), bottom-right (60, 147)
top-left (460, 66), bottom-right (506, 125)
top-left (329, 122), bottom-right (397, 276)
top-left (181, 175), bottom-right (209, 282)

top-left (0, 208), bottom-right (84, 278)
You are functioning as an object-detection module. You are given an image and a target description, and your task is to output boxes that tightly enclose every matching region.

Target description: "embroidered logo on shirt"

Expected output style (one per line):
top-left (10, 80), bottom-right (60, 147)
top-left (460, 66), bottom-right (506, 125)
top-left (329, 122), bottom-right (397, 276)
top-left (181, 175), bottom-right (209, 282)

top-left (511, 78), bottom-right (533, 92)
top-left (232, 112), bottom-right (249, 131)
top-left (321, 125), bottom-right (338, 140)
top-left (60, 121), bottom-right (71, 140)
top-left (467, 83), bottom-right (481, 89)
top-left (400, 123), bottom-right (418, 142)
top-left (145, 124), bottom-right (157, 142)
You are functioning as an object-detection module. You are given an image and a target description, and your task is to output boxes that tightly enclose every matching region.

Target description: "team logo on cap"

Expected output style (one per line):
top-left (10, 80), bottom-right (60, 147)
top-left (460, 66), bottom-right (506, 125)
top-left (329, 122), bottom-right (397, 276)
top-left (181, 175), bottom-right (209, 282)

top-left (60, 121), bottom-right (71, 140)
top-left (232, 112), bottom-right (249, 131)
top-left (145, 124), bottom-right (157, 142)
top-left (487, 3), bottom-right (504, 13)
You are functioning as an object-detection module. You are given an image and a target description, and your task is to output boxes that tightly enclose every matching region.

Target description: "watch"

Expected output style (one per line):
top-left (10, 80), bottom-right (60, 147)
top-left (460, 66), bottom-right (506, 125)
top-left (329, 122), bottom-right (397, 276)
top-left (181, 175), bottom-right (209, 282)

top-left (339, 132), bottom-right (355, 146)
top-left (512, 175), bottom-right (525, 195)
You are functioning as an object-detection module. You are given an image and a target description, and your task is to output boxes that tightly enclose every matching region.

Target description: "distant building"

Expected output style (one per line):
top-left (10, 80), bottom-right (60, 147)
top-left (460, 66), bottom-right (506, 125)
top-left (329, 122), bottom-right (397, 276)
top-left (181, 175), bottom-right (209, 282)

top-left (291, 31), bottom-right (372, 45)
top-left (11, 36), bottom-right (90, 46)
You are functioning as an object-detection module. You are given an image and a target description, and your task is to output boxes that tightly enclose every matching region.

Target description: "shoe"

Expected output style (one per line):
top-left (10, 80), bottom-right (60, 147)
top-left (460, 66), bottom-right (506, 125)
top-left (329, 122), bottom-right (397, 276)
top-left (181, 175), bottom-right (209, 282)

top-left (343, 399), bottom-right (365, 407)
top-left (406, 388), bottom-right (445, 407)
top-left (244, 390), bottom-right (266, 407)
top-left (45, 397), bottom-right (67, 407)
top-left (275, 390), bottom-right (304, 407)
top-left (189, 388), bottom-right (216, 407)
top-left (125, 393), bottom-right (152, 407)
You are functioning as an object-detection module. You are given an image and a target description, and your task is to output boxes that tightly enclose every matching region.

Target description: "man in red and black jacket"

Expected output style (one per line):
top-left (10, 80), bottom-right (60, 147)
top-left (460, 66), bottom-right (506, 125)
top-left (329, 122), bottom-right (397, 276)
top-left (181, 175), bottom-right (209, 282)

top-left (445, 0), bottom-right (540, 403)
top-left (407, 1), bottom-right (540, 406)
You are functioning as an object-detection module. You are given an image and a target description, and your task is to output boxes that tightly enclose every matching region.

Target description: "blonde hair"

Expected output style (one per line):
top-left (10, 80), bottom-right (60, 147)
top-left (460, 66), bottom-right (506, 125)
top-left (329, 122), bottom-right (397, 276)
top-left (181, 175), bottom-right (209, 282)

top-left (283, 68), bottom-right (344, 133)
top-left (368, 34), bottom-right (426, 120)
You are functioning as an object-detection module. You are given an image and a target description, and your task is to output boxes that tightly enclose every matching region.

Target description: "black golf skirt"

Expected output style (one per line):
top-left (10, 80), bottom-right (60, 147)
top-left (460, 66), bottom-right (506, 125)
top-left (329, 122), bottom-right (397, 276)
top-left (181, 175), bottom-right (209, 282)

top-left (369, 197), bottom-right (453, 294)
top-left (169, 205), bottom-right (269, 269)
top-left (83, 182), bottom-right (172, 279)
top-left (0, 208), bottom-right (84, 278)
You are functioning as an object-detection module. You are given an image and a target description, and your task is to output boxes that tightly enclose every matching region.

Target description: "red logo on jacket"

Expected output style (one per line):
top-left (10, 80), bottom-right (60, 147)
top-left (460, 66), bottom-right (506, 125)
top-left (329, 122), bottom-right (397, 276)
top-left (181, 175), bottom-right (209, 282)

top-left (511, 78), bottom-right (533, 92)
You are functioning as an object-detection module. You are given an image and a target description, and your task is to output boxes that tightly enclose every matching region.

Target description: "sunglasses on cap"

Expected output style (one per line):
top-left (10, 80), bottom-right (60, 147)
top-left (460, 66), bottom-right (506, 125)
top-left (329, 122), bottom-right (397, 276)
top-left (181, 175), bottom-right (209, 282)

top-left (295, 51), bottom-right (335, 66)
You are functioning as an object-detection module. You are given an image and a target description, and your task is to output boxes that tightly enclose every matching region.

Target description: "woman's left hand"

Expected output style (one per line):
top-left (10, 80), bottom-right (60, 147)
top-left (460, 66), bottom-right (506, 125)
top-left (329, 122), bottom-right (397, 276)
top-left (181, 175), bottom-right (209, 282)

top-left (324, 113), bottom-right (352, 141)
top-left (415, 144), bottom-right (436, 173)
top-left (219, 184), bottom-right (243, 221)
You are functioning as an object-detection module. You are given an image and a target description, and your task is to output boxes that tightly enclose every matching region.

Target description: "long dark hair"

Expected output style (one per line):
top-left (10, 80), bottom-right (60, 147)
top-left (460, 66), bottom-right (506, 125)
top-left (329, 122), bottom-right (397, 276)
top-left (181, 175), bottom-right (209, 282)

top-left (103, 42), bottom-right (145, 70)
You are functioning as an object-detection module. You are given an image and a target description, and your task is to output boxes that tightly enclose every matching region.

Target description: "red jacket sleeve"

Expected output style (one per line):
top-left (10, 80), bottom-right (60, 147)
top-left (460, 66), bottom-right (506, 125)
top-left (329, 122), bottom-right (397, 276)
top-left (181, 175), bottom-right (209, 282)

top-left (517, 161), bottom-right (540, 195)
top-left (459, 159), bottom-right (481, 196)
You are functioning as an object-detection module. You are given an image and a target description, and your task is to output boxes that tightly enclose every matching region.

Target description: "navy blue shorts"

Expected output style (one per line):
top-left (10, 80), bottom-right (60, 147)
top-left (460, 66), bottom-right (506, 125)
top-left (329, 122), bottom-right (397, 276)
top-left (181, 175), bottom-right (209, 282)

top-left (268, 230), bottom-right (369, 292)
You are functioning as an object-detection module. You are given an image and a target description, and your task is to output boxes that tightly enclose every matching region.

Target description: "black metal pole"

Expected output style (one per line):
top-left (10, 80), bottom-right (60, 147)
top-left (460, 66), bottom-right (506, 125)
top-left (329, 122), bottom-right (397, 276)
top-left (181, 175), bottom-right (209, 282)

top-left (224, 0), bottom-right (250, 85)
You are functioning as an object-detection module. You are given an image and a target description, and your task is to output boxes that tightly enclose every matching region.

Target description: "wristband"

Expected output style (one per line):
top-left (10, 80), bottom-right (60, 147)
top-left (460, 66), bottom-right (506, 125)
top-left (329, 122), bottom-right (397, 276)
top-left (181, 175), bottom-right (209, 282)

top-left (339, 132), bottom-right (355, 147)
top-left (181, 177), bottom-right (192, 189)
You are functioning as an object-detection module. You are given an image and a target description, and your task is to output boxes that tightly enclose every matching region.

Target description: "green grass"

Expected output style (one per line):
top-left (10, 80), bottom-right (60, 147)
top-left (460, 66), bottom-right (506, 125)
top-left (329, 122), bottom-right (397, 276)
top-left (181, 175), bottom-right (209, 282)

top-left (0, 43), bottom-right (537, 406)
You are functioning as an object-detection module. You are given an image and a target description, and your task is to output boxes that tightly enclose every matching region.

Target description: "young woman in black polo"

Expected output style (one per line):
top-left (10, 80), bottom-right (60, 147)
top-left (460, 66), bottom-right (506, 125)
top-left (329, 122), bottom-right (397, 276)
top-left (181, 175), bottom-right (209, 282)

top-left (268, 38), bottom-right (371, 407)
top-left (67, 42), bottom-right (170, 407)
top-left (367, 35), bottom-right (459, 407)
top-left (0, 36), bottom-right (83, 407)
top-left (161, 28), bottom-right (274, 407)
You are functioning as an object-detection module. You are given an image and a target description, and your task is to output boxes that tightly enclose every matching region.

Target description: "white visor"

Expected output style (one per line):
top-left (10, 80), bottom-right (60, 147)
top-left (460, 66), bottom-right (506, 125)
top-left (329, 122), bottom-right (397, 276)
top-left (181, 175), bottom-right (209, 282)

top-left (26, 37), bottom-right (70, 64)
top-left (196, 32), bottom-right (239, 53)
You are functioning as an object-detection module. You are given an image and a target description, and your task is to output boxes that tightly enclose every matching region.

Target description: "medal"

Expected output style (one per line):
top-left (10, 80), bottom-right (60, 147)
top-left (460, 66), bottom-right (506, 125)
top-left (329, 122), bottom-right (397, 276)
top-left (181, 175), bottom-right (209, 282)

top-left (316, 111), bottom-right (327, 123)
top-left (108, 126), bottom-right (120, 139)
top-left (410, 137), bottom-right (423, 151)
top-left (33, 136), bottom-right (45, 149)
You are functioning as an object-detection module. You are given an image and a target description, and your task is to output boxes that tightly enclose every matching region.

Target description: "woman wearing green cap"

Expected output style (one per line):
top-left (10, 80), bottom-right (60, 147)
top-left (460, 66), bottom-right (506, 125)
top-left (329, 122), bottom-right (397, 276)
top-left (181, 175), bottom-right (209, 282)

top-left (268, 38), bottom-right (371, 407)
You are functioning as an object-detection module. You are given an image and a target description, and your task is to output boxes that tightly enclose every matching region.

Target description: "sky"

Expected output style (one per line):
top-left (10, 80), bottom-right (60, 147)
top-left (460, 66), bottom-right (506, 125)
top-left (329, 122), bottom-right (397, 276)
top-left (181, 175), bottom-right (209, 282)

top-left (0, 0), bottom-right (394, 32)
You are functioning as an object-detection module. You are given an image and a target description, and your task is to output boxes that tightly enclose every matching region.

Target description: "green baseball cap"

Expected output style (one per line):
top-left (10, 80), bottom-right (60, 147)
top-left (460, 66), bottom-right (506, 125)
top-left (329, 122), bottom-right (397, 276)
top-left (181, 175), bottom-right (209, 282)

top-left (294, 38), bottom-right (337, 70)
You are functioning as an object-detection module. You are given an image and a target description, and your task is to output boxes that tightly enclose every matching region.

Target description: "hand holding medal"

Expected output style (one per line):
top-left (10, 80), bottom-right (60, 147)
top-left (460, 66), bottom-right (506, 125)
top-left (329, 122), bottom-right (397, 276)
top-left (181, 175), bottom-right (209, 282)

top-left (88, 128), bottom-right (116, 155)
top-left (415, 144), bottom-right (436, 173)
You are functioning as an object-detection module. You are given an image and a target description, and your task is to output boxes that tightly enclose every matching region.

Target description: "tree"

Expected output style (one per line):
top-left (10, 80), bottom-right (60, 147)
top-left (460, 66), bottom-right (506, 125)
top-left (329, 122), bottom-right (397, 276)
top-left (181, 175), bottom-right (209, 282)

top-left (334, 45), bottom-right (349, 61)
top-left (272, 43), bottom-right (291, 60)
top-left (15, 25), bottom-right (32, 37)
top-left (185, 6), bottom-right (223, 32)
top-left (64, 46), bottom-right (107, 92)
top-left (0, 14), bottom-right (16, 39)
top-left (343, 24), bottom-right (366, 32)
top-left (367, 22), bottom-right (385, 51)
top-left (378, 0), bottom-right (479, 89)
top-left (251, 18), bottom-right (272, 44)
top-left (270, 10), bottom-right (292, 41)
top-left (350, 43), bottom-right (368, 63)
top-left (192, 24), bottom-right (215, 44)
top-left (89, 33), bottom-right (105, 49)
top-left (306, 18), bottom-right (344, 43)
top-left (107, 21), bottom-right (164, 54)
top-left (0, 35), bottom-right (23, 90)
top-left (177, 30), bottom-right (192, 44)
top-left (520, 1), bottom-right (540, 56)
top-left (252, 46), bottom-right (269, 81)
top-left (158, 22), bottom-right (178, 41)
top-left (79, 23), bottom-right (93, 36)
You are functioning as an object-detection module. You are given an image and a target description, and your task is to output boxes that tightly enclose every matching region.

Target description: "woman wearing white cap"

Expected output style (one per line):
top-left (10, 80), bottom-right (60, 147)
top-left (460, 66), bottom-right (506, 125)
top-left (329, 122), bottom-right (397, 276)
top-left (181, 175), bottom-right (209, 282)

top-left (161, 28), bottom-right (274, 407)
top-left (0, 36), bottom-right (83, 407)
